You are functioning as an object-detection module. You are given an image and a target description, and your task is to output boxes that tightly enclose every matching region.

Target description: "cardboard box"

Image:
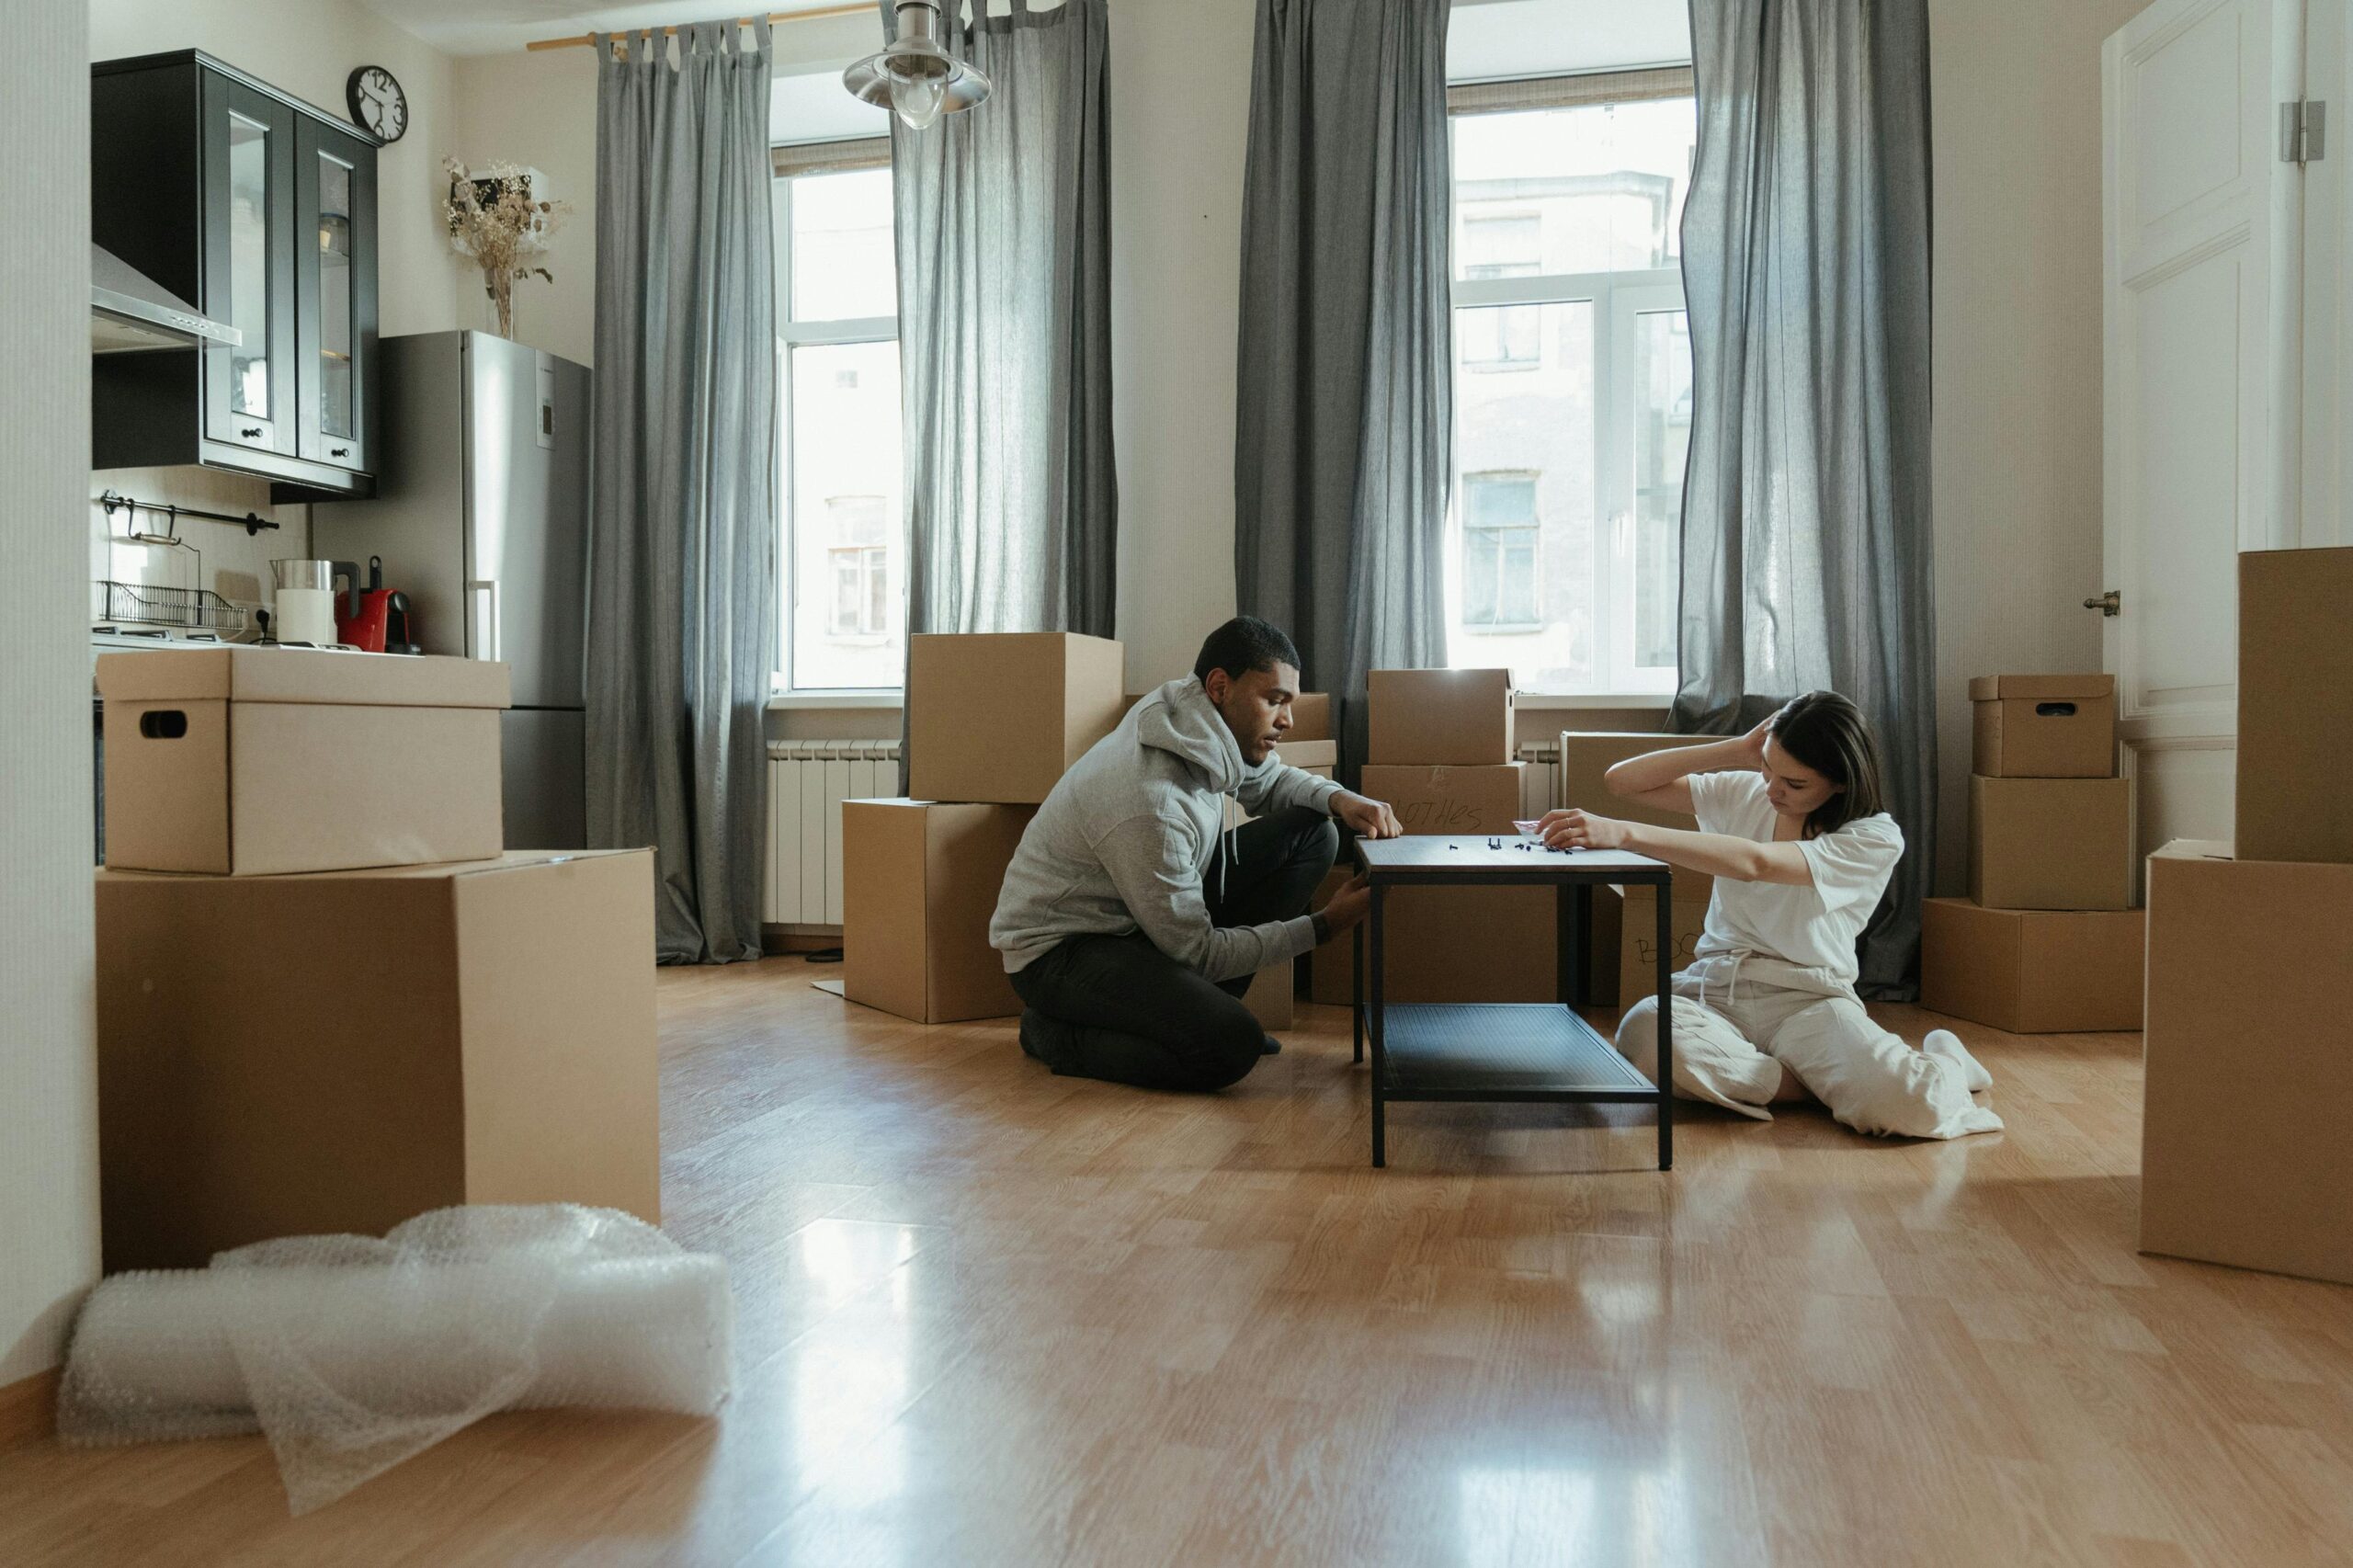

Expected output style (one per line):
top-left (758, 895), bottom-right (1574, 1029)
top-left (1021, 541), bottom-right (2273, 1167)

top-left (1969, 674), bottom-right (2117, 778)
top-left (2237, 547), bottom-right (2353, 863)
top-left (908, 632), bottom-right (1126, 805)
top-left (2141, 841), bottom-right (2353, 1285)
top-left (1243, 962), bottom-right (1295, 1031)
top-left (1288, 693), bottom-right (1335, 743)
top-left (1305, 868), bottom-right (1555, 1005)
top-left (1920, 896), bottom-right (2144, 1033)
top-left (1277, 738), bottom-right (1339, 771)
top-left (1968, 775), bottom-right (2133, 911)
top-left (843, 799), bottom-right (1033, 1024)
top-left (1590, 883), bottom-right (1711, 1009)
top-left (1368, 668), bottom-right (1513, 765)
top-left (1555, 732), bottom-right (1721, 900)
top-left (95, 850), bottom-right (658, 1271)
top-left (1358, 763), bottom-right (1528, 837)
top-left (97, 647), bottom-right (509, 876)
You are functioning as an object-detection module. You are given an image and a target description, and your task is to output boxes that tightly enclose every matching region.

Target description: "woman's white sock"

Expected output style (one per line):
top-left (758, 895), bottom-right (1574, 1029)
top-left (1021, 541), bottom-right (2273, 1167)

top-left (1923, 1028), bottom-right (1993, 1093)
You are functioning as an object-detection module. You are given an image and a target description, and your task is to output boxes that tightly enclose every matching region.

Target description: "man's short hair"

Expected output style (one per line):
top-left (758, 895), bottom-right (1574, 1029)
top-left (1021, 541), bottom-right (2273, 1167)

top-left (1193, 616), bottom-right (1302, 686)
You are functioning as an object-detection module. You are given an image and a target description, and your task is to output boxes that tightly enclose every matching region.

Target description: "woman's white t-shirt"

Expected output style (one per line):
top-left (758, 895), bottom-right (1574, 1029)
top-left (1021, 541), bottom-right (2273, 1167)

top-left (1684, 770), bottom-right (1902, 987)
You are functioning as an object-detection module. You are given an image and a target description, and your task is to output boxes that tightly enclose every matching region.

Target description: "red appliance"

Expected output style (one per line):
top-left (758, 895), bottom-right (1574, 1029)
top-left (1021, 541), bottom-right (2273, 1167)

top-left (335, 556), bottom-right (420, 654)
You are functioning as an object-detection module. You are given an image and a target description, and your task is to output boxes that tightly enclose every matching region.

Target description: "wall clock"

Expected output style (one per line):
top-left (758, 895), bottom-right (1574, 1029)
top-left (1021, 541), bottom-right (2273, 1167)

top-left (346, 64), bottom-right (408, 143)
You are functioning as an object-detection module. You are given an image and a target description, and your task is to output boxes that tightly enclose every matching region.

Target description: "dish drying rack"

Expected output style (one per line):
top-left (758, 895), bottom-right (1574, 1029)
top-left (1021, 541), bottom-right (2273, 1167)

top-left (94, 489), bottom-right (253, 637)
top-left (93, 579), bottom-right (250, 636)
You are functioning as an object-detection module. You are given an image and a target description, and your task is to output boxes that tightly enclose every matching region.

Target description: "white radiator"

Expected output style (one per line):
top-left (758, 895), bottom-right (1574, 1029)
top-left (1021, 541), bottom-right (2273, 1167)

top-left (763, 740), bottom-right (901, 927)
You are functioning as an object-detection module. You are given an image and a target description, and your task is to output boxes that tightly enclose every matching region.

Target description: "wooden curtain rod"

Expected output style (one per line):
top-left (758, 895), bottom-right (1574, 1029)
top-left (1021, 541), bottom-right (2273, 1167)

top-left (526, 4), bottom-right (873, 51)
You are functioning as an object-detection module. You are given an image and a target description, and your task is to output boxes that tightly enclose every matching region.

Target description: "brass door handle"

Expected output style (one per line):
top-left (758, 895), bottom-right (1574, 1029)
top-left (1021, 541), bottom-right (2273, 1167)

top-left (2085, 590), bottom-right (2120, 617)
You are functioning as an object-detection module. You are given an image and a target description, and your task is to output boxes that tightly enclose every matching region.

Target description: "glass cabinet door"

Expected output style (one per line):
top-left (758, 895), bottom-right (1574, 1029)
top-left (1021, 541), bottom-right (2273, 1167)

top-left (295, 117), bottom-right (377, 471)
top-left (200, 71), bottom-right (295, 455)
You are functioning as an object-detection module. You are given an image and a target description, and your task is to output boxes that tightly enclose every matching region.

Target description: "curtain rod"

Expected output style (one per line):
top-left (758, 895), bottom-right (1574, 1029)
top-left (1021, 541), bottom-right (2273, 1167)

top-left (526, 4), bottom-right (870, 51)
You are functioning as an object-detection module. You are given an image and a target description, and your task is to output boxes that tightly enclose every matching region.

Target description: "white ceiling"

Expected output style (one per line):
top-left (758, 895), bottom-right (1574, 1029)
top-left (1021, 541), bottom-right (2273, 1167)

top-left (364, 0), bottom-right (1688, 72)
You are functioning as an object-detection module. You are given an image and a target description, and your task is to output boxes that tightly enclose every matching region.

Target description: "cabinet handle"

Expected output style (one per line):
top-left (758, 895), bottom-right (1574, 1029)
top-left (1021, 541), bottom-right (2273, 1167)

top-left (240, 426), bottom-right (262, 438)
top-left (329, 446), bottom-right (349, 459)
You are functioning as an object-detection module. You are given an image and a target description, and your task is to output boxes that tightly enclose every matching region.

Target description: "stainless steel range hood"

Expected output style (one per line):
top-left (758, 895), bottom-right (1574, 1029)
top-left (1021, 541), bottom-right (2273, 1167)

top-left (90, 244), bottom-right (240, 354)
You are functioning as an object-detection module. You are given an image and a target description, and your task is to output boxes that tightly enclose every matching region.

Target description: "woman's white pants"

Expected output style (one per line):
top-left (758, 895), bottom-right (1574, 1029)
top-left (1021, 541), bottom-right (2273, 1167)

top-left (1616, 961), bottom-right (2002, 1141)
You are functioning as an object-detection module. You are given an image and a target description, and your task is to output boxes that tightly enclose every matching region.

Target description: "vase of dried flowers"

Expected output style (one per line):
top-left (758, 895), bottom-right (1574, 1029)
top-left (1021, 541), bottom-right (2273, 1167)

top-left (444, 158), bottom-right (572, 341)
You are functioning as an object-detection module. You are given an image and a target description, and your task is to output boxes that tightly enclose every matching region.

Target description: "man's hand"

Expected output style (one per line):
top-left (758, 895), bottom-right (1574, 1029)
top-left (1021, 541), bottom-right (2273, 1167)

top-left (1319, 873), bottom-right (1372, 934)
top-left (1332, 790), bottom-right (1403, 840)
top-left (1538, 808), bottom-right (1633, 851)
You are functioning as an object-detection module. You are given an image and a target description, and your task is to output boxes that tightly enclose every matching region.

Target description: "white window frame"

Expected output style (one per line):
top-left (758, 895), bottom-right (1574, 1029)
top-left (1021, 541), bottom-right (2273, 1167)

top-left (1446, 75), bottom-right (1693, 700)
top-left (772, 140), bottom-right (903, 702)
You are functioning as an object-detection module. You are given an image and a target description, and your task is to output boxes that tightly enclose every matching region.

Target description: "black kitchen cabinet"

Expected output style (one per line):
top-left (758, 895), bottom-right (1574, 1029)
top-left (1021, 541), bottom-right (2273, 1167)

top-left (93, 51), bottom-right (381, 499)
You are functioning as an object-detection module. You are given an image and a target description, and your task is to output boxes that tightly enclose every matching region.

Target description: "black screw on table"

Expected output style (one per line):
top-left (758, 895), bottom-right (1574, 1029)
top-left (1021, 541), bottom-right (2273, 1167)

top-left (1350, 836), bottom-right (1675, 1170)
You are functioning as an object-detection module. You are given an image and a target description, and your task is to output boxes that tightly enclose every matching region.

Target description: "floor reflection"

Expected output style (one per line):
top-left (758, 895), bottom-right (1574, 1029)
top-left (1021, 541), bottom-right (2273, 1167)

top-left (780, 1220), bottom-right (922, 1567)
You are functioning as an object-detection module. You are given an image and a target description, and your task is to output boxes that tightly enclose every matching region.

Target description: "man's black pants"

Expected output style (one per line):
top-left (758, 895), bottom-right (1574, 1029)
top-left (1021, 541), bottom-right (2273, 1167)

top-left (1008, 806), bottom-right (1339, 1092)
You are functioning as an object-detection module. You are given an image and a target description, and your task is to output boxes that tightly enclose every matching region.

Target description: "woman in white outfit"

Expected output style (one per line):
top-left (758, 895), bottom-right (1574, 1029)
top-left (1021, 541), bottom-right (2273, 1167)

top-left (1537, 692), bottom-right (2000, 1141)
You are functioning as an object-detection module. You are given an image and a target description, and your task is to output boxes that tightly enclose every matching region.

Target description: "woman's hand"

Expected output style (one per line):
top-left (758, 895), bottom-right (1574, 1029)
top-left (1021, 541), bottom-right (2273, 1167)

top-left (1737, 714), bottom-right (1775, 765)
top-left (1538, 809), bottom-right (1632, 851)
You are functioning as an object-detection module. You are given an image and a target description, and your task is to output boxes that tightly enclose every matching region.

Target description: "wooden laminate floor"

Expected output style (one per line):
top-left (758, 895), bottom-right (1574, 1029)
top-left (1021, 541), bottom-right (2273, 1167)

top-left (6, 962), bottom-right (2351, 1567)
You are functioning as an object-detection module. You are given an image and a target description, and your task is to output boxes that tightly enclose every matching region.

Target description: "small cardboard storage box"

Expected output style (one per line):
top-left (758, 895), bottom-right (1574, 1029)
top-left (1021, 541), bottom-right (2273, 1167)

top-left (1307, 869), bottom-right (1554, 1006)
top-left (97, 647), bottom-right (509, 876)
top-left (1969, 674), bottom-right (2117, 778)
top-left (1276, 738), bottom-right (1339, 772)
top-left (1368, 668), bottom-right (1513, 765)
top-left (1358, 763), bottom-right (1528, 837)
top-left (96, 849), bottom-right (658, 1271)
top-left (1591, 883), bottom-right (1710, 1009)
top-left (843, 799), bottom-right (1034, 1024)
top-left (1967, 775), bottom-right (2133, 911)
top-left (1556, 732), bottom-right (1719, 900)
top-left (1288, 693), bottom-right (1336, 743)
top-left (1919, 896), bottom-right (2144, 1033)
top-left (1243, 962), bottom-right (1295, 1030)
top-left (908, 633), bottom-right (1126, 805)
top-left (2237, 546), bottom-right (2353, 863)
top-left (2141, 841), bottom-right (2353, 1285)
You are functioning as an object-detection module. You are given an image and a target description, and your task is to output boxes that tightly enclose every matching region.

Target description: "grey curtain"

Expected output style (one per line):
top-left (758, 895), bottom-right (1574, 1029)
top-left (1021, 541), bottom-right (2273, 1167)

top-left (585, 21), bottom-right (778, 964)
top-left (1233, 0), bottom-right (1452, 780)
top-left (1677, 0), bottom-right (1935, 998)
top-left (891, 0), bottom-right (1116, 644)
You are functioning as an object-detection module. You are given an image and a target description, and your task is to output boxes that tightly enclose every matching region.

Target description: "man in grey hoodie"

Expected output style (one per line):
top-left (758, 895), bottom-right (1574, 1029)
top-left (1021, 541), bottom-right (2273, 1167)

top-left (992, 617), bottom-right (1401, 1091)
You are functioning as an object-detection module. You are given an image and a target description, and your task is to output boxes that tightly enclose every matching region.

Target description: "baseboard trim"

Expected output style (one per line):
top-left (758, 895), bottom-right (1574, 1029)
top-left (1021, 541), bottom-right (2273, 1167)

top-left (0, 1368), bottom-right (59, 1449)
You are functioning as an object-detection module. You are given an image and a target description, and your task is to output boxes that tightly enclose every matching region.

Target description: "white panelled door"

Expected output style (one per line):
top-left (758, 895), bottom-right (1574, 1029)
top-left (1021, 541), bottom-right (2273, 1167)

top-left (2101, 0), bottom-right (2308, 866)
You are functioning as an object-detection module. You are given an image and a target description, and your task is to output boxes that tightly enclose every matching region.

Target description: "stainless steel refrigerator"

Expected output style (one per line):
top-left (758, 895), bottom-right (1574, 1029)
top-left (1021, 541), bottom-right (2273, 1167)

top-left (312, 331), bottom-right (592, 849)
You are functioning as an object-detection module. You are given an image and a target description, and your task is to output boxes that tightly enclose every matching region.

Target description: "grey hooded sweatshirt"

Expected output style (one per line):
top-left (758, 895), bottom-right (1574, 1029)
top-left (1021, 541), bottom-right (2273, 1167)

top-left (990, 676), bottom-right (1346, 983)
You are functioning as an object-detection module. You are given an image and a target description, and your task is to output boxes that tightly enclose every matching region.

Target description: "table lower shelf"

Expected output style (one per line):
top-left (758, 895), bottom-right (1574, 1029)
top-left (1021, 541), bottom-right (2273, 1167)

top-left (1375, 1003), bottom-right (1658, 1099)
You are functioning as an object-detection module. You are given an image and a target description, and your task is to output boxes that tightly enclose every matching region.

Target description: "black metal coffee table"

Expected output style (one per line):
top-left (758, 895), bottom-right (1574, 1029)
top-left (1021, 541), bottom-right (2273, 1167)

top-left (1351, 836), bottom-right (1676, 1170)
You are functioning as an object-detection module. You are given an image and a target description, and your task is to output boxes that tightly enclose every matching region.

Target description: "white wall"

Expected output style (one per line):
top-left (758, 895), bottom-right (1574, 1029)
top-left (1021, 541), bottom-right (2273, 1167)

top-left (449, 46), bottom-right (599, 366)
top-left (1109, 0), bottom-right (1258, 688)
top-left (3, 0), bottom-right (101, 1391)
top-left (1927, 0), bottom-right (2152, 894)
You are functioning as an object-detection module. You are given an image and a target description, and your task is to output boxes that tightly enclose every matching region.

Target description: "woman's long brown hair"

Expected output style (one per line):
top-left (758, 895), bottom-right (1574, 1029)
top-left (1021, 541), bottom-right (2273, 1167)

top-left (1768, 691), bottom-right (1886, 838)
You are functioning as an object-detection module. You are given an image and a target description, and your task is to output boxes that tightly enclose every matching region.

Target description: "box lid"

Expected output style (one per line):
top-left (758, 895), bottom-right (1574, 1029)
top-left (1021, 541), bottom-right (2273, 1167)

top-left (96, 647), bottom-right (512, 710)
top-left (1276, 739), bottom-right (1339, 768)
top-left (1968, 673), bottom-right (2115, 702)
top-left (2150, 839), bottom-right (2233, 865)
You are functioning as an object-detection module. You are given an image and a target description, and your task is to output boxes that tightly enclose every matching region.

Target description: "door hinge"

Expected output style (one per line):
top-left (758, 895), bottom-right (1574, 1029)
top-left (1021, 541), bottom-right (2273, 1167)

top-left (2282, 99), bottom-right (2327, 165)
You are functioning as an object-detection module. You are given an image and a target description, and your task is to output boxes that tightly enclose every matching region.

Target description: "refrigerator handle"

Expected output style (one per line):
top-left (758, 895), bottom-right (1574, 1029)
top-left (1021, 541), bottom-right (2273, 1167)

top-left (465, 578), bottom-right (502, 664)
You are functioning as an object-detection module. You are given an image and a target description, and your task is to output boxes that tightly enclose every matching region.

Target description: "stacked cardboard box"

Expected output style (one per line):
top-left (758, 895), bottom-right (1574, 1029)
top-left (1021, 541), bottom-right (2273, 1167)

top-left (2139, 547), bottom-right (2353, 1285)
top-left (93, 648), bottom-right (661, 1269)
top-left (1924, 673), bottom-right (2144, 1034)
top-left (1307, 669), bottom-right (1554, 1004)
top-left (848, 633), bottom-right (1125, 1024)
